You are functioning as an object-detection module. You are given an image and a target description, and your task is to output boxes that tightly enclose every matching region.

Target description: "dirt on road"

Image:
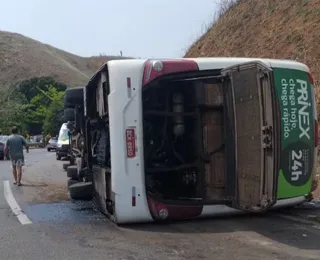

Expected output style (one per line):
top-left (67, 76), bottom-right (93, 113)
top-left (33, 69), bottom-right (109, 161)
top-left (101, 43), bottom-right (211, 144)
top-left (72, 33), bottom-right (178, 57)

top-left (20, 150), bottom-right (70, 203)
top-left (21, 178), bottom-right (69, 203)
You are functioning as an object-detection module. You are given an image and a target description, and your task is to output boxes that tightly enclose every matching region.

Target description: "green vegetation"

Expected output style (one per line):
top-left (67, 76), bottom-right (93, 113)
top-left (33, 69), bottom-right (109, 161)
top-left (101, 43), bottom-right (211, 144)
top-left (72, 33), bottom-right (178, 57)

top-left (0, 77), bottom-right (68, 136)
top-left (42, 87), bottom-right (65, 136)
top-left (0, 86), bottom-right (29, 134)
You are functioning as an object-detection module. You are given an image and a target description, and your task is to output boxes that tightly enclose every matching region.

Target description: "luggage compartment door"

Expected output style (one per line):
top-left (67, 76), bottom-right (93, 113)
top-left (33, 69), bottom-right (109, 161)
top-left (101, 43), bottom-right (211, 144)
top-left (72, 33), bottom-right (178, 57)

top-left (222, 61), bottom-right (278, 212)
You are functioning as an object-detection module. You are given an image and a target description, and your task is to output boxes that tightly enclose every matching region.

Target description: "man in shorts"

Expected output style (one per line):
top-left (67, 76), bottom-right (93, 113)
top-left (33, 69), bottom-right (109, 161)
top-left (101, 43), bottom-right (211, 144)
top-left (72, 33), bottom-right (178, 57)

top-left (5, 126), bottom-right (29, 186)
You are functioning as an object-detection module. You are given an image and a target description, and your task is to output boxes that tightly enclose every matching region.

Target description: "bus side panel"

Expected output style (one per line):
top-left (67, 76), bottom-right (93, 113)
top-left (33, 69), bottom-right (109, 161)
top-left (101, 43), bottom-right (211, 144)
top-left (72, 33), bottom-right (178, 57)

top-left (107, 60), bottom-right (153, 224)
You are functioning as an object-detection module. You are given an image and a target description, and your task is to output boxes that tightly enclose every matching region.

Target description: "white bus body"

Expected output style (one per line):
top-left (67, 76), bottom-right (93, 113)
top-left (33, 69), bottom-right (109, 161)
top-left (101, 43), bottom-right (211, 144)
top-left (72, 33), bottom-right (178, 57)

top-left (80, 57), bottom-right (317, 224)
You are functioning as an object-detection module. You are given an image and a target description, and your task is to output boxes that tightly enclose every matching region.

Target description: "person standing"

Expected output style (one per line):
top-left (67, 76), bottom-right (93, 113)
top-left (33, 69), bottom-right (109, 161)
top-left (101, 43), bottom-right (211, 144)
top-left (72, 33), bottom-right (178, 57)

top-left (5, 126), bottom-right (29, 186)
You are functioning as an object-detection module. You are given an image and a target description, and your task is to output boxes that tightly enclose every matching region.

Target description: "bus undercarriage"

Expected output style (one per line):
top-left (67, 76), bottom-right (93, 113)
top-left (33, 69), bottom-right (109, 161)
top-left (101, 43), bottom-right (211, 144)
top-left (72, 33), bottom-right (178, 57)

top-left (142, 75), bottom-right (228, 205)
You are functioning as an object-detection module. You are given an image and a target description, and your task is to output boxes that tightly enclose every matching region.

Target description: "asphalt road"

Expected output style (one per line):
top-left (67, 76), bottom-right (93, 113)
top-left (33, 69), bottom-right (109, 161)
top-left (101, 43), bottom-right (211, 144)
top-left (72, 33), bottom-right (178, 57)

top-left (0, 149), bottom-right (320, 260)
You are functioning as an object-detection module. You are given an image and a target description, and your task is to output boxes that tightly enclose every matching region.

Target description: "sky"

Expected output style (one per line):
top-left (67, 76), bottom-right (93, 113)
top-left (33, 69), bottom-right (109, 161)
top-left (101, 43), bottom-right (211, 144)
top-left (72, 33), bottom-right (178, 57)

top-left (0, 0), bottom-right (217, 58)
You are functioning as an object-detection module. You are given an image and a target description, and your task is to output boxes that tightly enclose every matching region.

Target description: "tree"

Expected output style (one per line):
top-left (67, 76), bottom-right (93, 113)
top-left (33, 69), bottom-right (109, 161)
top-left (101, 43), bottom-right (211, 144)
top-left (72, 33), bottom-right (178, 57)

top-left (14, 77), bottom-right (67, 102)
top-left (0, 77), bottom-right (69, 135)
top-left (12, 77), bottom-right (68, 135)
top-left (0, 86), bottom-right (30, 134)
top-left (42, 86), bottom-right (65, 136)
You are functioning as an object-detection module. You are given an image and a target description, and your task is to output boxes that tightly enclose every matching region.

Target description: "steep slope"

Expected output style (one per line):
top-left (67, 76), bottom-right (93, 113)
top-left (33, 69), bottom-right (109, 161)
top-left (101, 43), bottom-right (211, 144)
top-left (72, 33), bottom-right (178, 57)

top-left (0, 30), bottom-right (129, 87)
top-left (186, 0), bottom-right (320, 198)
top-left (185, 0), bottom-right (320, 87)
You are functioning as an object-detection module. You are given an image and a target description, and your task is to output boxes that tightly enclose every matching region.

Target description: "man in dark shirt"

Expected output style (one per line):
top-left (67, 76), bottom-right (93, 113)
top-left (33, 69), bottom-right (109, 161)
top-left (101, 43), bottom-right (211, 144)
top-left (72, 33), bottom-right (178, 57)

top-left (5, 126), bottom-right (29, 186)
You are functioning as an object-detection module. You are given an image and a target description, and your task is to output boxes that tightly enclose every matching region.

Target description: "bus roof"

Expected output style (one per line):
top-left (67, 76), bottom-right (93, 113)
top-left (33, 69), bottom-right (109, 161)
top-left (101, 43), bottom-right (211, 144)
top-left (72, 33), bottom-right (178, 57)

top-left (85, 57), bottom-right (310, 89)
top-left (186, 57), bottom-right (309, 72)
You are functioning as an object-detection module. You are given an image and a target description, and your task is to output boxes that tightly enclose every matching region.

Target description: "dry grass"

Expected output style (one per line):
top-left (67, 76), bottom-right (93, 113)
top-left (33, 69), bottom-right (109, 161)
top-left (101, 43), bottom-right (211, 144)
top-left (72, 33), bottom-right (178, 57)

top-left (186, 0), bottom-right (320, 199)
top-left (313, 178), bottom-right (320, 199)
top-left (313, 157), bottom-right (320, 199)
top-left (214, 0), bottom-right (241, 19)
top-left (0, 30), bottom-right (131, 87)
top-left (185, 0), bottom-right (320, 105)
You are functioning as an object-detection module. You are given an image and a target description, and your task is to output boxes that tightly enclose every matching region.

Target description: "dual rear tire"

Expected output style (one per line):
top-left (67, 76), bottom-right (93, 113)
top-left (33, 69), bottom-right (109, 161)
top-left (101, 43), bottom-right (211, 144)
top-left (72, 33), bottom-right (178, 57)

top-left (64, 88), bottom-right (91, 201)
top-left (66, 165), bottom-right (92, 201)
top-left (68, 182), bottom-right (93, 201)
top-left (56, 153), bottom-right (61, 160)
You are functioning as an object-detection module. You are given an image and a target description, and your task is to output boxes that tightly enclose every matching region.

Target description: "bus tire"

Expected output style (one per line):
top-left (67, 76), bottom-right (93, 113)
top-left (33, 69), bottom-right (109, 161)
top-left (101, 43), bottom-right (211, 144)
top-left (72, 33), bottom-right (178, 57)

top-left (67, 179), bottom-right (80, 188)
top-left (64, 96), bottom-right (74, 109)
top-left (67, 165), bottom-right (78, 180)
top-left (65, 87), bottom-right (84, 105)
top-left (64, 108), bottom-right (75, 121)
top-left (70, 156), bottom-right (75, 166)
top-left (68, 182), bottom-right (93, 200)
top-left (63, 163), bottom-right (70, 171)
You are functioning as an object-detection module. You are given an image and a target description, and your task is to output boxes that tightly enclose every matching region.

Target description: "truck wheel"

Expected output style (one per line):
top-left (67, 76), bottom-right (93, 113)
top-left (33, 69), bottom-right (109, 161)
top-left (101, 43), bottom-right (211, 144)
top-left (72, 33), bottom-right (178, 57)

top-left (64, 108), bottom-right (75, 121)
top-left (67, 165), bottom-right (78, 180)
top-left (67, 179), bottom-right (80, 187)
top-left (68, 182), bottom-right (93, 200)
top-left (0, 156), bottom-right (4, 160)
top-left (65, 87), bottom-right (84, 105)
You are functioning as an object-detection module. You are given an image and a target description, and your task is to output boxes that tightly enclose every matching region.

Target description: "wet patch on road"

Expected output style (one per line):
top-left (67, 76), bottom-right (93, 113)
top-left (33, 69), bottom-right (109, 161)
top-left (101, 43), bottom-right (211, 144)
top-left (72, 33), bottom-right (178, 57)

top-left (22, 200), bottom-right (105, 224)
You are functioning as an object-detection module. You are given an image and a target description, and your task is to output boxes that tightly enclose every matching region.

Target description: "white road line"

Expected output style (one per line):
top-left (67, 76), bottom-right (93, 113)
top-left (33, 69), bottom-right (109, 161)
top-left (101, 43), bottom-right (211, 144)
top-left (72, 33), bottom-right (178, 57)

top-left (3, 180), bottom-right (32, 225)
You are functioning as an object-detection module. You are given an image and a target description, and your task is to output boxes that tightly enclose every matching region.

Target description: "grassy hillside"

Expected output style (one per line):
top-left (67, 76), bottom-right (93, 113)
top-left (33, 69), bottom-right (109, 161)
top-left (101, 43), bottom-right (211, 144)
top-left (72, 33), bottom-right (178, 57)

top-left (0, 30), bottom-right (130, 87)
top-left (185, 0), bottom-right (320, 85)
top-left (185, 0), bottom-right (320, 198)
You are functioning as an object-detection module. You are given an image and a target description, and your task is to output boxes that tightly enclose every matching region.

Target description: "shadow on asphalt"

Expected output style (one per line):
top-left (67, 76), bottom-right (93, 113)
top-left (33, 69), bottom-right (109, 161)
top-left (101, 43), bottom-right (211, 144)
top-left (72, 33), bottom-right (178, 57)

top-left (22, 196), bottom-right (320, 251)
top-left (122, 202), bottom-right (320, 251)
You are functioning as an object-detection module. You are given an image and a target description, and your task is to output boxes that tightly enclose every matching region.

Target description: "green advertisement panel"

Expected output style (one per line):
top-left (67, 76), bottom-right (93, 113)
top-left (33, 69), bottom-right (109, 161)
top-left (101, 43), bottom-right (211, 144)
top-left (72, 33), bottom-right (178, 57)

top-left (273, 68), bottom-right (315, 199)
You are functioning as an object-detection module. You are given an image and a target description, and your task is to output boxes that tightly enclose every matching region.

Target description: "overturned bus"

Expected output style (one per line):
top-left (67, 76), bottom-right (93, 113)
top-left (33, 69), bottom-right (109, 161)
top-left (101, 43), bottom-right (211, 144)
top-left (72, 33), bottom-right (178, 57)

top-left (63, 57), bottom-right (318, 224)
